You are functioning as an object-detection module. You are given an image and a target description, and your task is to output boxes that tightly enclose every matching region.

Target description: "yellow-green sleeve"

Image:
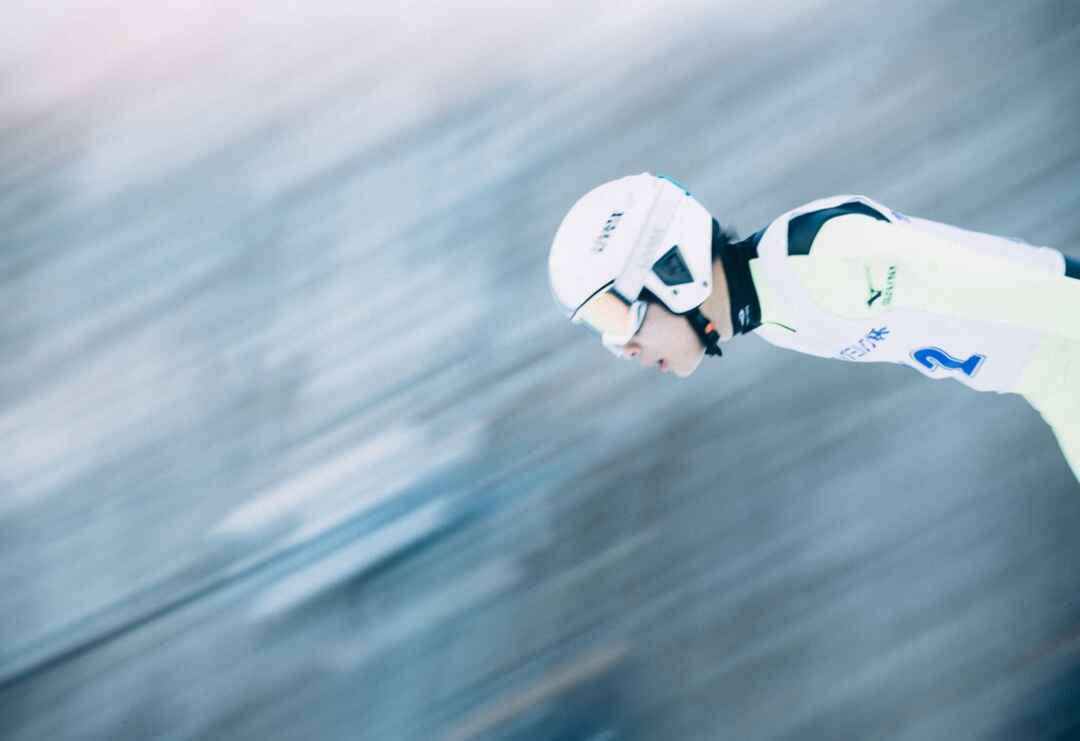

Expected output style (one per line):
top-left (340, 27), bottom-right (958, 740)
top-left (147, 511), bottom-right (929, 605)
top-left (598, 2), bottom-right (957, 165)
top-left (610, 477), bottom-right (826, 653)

top-left (784, 215), bottom-right (1080, 481)
top-left (792, 215), bottom-right (1080, 340)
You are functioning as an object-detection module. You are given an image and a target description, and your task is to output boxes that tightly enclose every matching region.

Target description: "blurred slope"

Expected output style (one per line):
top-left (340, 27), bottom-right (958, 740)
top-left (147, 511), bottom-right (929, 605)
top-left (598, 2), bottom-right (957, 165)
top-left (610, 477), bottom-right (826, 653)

top-left (1, 0), bottom-right (1079, 739)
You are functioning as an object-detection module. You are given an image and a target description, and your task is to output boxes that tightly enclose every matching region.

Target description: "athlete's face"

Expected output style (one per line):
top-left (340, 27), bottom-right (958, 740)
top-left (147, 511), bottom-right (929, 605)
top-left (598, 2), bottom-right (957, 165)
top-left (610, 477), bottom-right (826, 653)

top-left (619, 301), bottom-right (706, 378)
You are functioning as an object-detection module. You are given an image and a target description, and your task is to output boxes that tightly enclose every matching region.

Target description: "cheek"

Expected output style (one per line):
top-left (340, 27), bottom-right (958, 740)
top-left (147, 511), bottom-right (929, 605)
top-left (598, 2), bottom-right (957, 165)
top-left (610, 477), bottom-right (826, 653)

top-left (638, 310), bottom-right (680, 347)
top-left (668, 320), bottom-right (706, 367)
top-left (636, 307), bottom-right (702, 362)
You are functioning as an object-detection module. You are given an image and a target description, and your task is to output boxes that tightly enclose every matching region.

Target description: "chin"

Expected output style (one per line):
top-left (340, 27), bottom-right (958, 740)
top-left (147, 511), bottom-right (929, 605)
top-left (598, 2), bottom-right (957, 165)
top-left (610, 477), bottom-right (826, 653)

top-left (673, 350), bottom-right (707, 378)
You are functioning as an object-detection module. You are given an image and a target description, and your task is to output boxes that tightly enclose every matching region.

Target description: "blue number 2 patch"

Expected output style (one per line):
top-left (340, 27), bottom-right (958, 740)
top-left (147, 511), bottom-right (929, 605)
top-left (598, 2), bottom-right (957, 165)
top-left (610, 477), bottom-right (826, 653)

top-left (911, 346), bottom-right (986, 377)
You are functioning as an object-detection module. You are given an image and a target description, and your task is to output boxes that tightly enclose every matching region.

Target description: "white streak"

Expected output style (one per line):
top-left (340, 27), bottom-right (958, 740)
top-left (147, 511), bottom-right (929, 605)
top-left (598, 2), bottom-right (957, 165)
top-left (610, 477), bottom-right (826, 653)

top-left (211, 425), bottom-right (422, 537)
top-left (249, 499), bottom-right (451, 620)
top-left (326, 559), bottom-right (521, 669)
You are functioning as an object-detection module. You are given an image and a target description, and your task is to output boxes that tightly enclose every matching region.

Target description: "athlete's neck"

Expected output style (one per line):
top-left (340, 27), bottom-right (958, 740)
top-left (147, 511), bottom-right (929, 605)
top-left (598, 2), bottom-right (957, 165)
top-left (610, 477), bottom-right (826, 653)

top-left (701, 259), bottom-right (735, 341)
top-left (707, 226), bottom-right (763, 340)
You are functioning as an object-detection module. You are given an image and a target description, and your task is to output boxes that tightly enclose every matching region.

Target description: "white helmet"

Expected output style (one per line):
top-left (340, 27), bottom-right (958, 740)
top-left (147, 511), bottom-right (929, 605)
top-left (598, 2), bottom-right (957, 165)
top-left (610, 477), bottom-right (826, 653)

top-left (547, 173), bottom-right (722, 355)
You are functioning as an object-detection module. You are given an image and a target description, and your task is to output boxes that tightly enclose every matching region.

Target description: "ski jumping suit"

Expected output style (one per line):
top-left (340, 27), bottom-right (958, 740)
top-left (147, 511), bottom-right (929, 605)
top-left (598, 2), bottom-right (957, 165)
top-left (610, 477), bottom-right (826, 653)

top-left (744, 195), bottom-right (1080, 482)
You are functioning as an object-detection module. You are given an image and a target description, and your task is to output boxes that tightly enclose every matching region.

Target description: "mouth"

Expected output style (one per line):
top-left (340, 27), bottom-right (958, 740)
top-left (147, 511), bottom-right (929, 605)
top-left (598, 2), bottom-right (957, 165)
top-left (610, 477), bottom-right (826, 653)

top-left (658, 358), bottom-right (668, 372)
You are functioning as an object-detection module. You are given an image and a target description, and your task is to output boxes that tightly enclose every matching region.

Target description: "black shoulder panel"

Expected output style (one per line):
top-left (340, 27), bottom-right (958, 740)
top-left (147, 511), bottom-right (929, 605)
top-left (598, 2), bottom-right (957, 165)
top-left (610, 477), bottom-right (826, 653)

top-left (744, 227), bottom-right (765, 255)
top-left (1065, 254), bottom-right (1080, 280)
top-left (787, 201), bottom-right (889, 256)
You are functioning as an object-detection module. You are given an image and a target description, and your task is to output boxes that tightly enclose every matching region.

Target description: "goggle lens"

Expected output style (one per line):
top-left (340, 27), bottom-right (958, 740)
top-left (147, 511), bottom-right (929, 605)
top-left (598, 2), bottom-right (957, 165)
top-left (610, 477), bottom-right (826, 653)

top-left (574, 289), bottom-right (647, 350)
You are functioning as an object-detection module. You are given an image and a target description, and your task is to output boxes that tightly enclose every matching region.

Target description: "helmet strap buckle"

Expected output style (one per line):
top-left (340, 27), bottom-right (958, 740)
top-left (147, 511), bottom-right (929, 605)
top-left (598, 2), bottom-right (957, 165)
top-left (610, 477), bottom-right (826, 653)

top-left (684, 308), bottom-right (722, 357)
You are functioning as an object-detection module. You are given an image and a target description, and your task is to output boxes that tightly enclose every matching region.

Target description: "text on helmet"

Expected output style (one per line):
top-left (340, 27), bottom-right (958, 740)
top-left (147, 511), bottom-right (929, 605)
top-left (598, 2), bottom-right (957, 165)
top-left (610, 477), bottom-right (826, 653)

top-left (591, 211), bottom-right (625, 253)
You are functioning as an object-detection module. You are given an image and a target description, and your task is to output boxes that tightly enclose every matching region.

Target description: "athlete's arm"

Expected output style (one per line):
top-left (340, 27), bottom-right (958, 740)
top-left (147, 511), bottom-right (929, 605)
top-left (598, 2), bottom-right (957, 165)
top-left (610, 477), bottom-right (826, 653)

top-left (800, 216), bottom-right (1080, 341)
top-left (795, 215), bottom-right (1080, 481)
top-left (814, 211), bottom-right (1073, 277)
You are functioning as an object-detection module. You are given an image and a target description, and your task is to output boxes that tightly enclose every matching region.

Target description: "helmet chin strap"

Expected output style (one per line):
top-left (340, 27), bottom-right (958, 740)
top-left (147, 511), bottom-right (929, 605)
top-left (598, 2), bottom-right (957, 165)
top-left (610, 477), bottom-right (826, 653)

top-left (683, 307), bottom-right (723, 357)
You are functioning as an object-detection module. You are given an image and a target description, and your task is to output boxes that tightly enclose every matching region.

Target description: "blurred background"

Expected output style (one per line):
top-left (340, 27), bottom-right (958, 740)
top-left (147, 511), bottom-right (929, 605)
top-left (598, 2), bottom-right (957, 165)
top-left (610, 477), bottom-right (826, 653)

top-left (2, 0), bottom-right (1080, 739)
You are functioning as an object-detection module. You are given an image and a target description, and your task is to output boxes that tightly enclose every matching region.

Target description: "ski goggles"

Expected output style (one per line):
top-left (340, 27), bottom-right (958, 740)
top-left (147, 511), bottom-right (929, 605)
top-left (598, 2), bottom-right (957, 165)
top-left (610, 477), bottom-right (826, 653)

top-left (572, 286), bottom-right (648, 353)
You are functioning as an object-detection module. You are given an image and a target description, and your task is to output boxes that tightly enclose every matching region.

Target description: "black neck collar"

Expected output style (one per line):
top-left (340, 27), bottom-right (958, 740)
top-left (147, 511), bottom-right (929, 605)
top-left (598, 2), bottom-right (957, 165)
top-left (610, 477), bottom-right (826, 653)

top-left (713, 220), bottom-right (762, 335)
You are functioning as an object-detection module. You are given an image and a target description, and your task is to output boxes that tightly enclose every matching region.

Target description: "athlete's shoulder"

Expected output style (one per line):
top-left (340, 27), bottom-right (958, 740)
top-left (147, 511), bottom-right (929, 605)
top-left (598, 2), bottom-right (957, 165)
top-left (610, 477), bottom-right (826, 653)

top-left (756, 195), bottom-right (896, 258)
top-left (783, 195), bottom-right (894, 256)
